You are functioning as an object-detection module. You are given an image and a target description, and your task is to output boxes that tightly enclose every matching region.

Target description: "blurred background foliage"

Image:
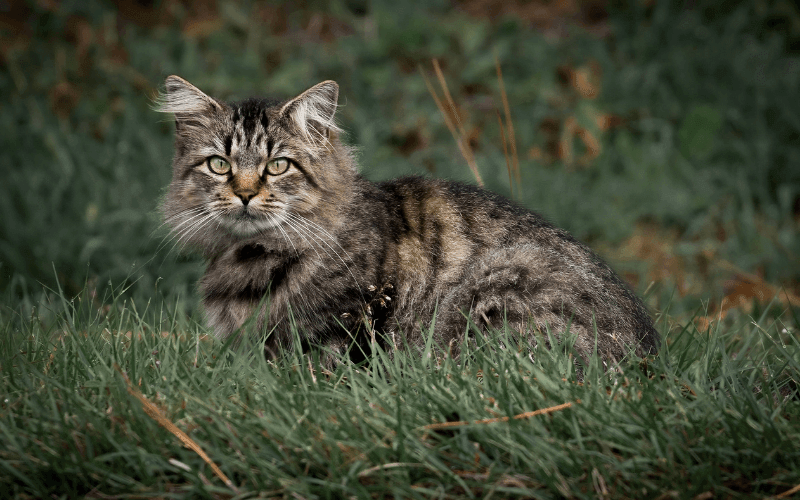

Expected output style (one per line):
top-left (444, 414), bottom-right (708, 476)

top-left (1, 0), bottom-right (798, 322)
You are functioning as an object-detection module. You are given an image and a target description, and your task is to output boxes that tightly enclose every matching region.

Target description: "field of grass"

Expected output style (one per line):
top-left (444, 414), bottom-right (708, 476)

top-left (1, 0), bottom-right (799, 497)
top-left (2, 288), bottom-right (799, 498)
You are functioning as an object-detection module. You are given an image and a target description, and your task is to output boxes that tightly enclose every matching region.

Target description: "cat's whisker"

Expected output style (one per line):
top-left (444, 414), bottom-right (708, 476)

top-left (266, 212), bottom-right (300, 258)
top-left (267, 217), bottom-right (317, 317)
top-left (159, 207), bottom-right (207, 234)
top-left (165, 222), bottom-right (205, 258)
top-left (282, 216), bottom-right (329, 267)
top-left (283, 212), bottom-right (363, 298)
top-left (163, 205), bottom-right (206, 223)
top-left (164, 208), bottom-right (209, 236)
top-left (279, 217), bottom-right (357, 308)
top-left (164, 210), bottom-right (210, 241)
top-left (154, 207), bottom-right (206, 245)
top-left (172, 214), bottom-right (217, 253)
top-left (282, 213), bottom-right (341, 262)
top-left (183, 212), bottom-right (220, 245)
top-left (155, 208), bottom-right (210, 256)
top-left (151, 206), bottom-right (206, 239)
top-left (171, 212), bottom-right (218, 256)
top-left (285, 212), bottom-right (359, 270)
top-left (280, 211), bottom-right (346, 269)
top-left (287, 213), bottom-right (358, 266)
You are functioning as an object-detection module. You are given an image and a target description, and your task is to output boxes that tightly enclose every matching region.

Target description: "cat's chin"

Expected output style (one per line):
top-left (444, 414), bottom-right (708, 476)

top-left (224, 216), bottom-right (280, 238)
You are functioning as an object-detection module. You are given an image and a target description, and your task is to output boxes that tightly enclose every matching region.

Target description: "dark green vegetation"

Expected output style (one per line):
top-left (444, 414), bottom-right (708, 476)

top-left (1, 0), bottom-right (799, 497)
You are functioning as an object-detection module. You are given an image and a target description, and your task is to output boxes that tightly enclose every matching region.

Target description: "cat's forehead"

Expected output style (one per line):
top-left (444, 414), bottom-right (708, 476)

top-left (225, 97), bottom-right (283, 131)
top-left (228, 97), bottom-right (283, 116)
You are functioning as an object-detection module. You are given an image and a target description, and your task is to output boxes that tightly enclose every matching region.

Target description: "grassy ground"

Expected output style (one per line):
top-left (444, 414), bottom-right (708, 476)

top-left (2, 289), bottom-right (798, 498)
top-left (1, 0), bottom-right (800, 497)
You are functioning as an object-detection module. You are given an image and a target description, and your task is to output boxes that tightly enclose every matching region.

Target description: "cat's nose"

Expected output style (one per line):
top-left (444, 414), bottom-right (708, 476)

top-left (235, 190), bottom-right (257, 205)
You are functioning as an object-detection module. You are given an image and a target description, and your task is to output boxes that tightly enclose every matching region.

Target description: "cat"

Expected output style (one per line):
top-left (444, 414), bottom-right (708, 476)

top-left (156, 75), bottom-right (659, 369)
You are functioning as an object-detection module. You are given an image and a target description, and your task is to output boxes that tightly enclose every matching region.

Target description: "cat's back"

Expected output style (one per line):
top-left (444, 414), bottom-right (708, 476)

top-left (376, 175), bottom-right (579, 256)
top-left (374, 176), bottom-right (658, 358)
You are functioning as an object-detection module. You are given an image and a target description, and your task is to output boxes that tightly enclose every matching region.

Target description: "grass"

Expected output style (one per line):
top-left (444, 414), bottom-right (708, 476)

top-left (1, 289), bottom-right (798, 498)
top-left (2, 0), bottom-right (800, 497)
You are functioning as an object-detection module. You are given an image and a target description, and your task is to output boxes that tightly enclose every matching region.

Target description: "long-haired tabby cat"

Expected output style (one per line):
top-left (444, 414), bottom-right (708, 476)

top-left (157, 75), bottom-right (659, 368)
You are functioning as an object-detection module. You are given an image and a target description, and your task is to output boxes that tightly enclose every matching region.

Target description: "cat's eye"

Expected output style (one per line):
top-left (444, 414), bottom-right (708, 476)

top-left (266, 157), bottom-right (291, 176)
top-left (208, 156), bottom-right (231, 175)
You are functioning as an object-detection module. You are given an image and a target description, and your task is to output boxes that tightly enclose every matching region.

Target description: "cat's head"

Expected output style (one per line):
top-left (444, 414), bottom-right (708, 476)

top-left (156, 76), bottom-right (356, 253)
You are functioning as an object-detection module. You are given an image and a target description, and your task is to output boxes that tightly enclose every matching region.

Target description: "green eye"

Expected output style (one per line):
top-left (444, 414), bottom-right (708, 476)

top-left (266, 157), bottom-right (291, 176)
top-left (208, 156), bottom-right (231, 175)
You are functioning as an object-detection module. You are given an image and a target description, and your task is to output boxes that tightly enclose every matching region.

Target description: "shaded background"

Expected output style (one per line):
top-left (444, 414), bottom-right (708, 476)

top-left (1, 0), bottom-right (799, 322)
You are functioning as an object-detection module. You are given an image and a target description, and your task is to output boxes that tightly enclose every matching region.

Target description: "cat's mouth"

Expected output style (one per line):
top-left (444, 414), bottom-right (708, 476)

top-left (223, 207), bottom-right (282, 236)
top-left (233, 210), bottom-right (257, 221)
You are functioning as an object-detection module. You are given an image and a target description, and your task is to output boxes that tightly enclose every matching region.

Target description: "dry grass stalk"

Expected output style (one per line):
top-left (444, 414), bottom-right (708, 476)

top-left (420, 60), bottom-right (484, 186)
top-left (495, 56), bottom-right (521, 194)
top-left (307, 357), bottom-right (318, 383)
top-left (422, 401), bottom-right (573, 431)
top-left (453, 470), bottom-right (532, 488)
top-left (497, 112), bottom-right (515, 198)
top-left (774, 482), bottom-right (800, 499)
top-left (116, 366), bottom-right (239, 493)
top-left (357, 462), bottom-right (428, 478)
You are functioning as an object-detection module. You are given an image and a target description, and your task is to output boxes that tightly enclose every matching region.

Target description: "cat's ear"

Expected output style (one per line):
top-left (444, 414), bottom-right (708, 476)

top-left (280, 80), bottom-right (342, 144)
top-left (154, 75), bottom-right (224, 124)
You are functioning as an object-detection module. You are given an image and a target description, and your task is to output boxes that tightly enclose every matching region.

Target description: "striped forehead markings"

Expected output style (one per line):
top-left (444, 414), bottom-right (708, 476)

top-left (260, 113), bottom-right (270, 135)
top-left (230, 100), bottom-right (274, 151)
top-left (225, 129), bottom-right (273, 157)
top-left (224, 135), bottom-right (232, 156)
top-left (239, 100), bottom-right (269, 139)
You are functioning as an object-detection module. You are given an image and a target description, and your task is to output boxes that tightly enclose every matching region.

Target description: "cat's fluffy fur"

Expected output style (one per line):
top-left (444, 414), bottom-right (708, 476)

top-left (157, 76), bottom-right (659, 367)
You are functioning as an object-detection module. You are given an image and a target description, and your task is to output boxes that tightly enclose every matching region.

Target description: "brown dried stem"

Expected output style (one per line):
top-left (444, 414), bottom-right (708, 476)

top-left (116, 366), bottom-right (239, 493)
top-left (421, 60), bottom-right (484, 186)
top-left (497, 112), bottom-right (514, 198)
top-left (422, 401), bottom-right (573, 431)
top-left (495, 56), bottom-right (521, 194)
top-left (774, 482), bottom-right (800, 499)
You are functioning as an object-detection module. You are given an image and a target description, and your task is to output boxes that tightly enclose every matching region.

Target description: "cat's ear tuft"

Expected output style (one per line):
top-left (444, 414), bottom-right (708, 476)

top-left (154, 75), bottom-right (223, 118)
top-left (280, 80), bottom-right (342, 144)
